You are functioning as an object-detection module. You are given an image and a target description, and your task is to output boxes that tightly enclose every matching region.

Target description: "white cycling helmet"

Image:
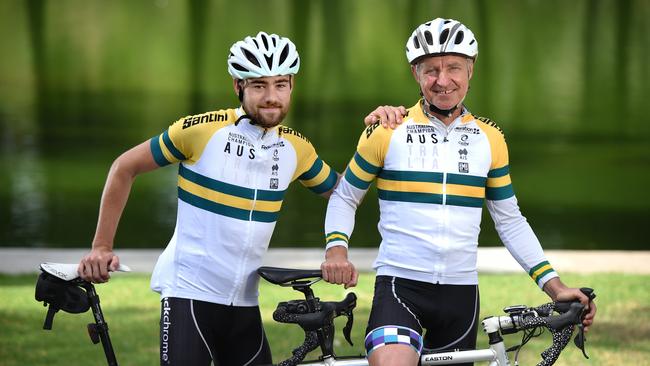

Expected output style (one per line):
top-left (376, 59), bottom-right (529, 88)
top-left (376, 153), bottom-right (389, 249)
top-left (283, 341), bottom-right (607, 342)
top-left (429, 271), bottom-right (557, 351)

top-left (405, 18), bottom-right (478, 64)
top-left (228, 31), bottom-right (300, 80)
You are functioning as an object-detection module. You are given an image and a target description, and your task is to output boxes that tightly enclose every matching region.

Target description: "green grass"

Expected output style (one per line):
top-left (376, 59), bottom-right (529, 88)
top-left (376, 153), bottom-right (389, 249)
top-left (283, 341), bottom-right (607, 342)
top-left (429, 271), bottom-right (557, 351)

top-left (1, 272), bottom-right (648, 365)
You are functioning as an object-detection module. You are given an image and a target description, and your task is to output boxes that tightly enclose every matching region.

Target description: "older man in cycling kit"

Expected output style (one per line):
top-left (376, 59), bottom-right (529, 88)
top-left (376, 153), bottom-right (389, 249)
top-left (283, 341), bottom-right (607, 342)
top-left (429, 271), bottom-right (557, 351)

top-left (321, 18), bottom-right (596, 366)
top-left (77, 32), bottom-right (340, 365)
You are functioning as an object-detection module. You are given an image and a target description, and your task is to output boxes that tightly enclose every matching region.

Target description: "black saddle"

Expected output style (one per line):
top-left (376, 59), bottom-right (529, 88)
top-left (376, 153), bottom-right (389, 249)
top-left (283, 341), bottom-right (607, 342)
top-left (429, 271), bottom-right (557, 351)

top-left (257, 266), bottom-right (322, 285)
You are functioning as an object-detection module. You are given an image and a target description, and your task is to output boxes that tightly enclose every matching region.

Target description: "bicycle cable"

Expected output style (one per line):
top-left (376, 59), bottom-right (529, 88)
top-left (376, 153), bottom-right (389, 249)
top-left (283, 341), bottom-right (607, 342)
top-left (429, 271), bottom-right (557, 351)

top-left (513, 326), bottom-right (544, 366)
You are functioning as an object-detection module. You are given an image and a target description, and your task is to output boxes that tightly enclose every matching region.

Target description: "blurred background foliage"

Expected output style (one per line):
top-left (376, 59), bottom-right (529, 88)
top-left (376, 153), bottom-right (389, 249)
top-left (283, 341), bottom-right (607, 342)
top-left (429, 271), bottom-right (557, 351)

top-left (0, 0), bottom-right (648, 249)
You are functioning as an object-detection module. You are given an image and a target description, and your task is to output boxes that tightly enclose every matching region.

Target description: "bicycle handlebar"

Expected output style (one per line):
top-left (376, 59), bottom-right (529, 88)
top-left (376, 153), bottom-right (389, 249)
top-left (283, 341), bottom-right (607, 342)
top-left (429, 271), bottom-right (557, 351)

top-left (506, 288), bottom-right (596, 366)
top-left (273, 292), bottom-right (357, 365)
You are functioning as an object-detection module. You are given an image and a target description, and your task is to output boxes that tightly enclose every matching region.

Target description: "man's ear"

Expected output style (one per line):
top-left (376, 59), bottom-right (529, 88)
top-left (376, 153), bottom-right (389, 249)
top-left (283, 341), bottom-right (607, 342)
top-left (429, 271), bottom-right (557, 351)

top-left (233, 79), bottom-right (244, 102)
top-left (467, 60), bottom-right (474, 80)
top-left (233, 78), bottom-right (241, 94)
top-left (410, 64), bottom-right (420, 83)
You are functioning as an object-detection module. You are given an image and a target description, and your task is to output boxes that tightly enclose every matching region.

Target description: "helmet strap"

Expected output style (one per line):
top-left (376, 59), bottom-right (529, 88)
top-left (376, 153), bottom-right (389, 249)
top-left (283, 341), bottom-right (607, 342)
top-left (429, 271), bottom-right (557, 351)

top-left (419, 90), bottom-right (457, 118)
top-left (237, 80), bottom-right (245, 102)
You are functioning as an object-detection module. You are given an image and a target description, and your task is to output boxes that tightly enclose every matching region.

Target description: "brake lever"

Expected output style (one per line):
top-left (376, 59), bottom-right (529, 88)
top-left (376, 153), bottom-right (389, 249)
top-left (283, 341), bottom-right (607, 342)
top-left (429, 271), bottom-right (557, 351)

top-left (573, 287), bottom-right (594, 359)
top-left (573, 324), bottom-right (589, 359)
top-left (342, 310), bottom-right (354, 346)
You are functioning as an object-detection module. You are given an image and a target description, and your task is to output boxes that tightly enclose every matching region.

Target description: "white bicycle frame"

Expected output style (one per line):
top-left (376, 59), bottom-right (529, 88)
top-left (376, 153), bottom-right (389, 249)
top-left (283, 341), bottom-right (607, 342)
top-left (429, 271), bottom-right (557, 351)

top-left (295, 315), bottom-right (517, 366)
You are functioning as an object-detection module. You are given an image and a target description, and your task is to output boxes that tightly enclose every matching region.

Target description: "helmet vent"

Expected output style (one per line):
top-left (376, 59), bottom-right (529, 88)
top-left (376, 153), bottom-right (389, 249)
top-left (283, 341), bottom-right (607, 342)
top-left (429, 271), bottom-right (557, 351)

top-left (243, 49), bottom-right (261, 67)
top-left (439, 28), bottom-right (449, 44)
top-left (227, 32), bottom-right (300, 79)
top-left (413, 36), bottom-right (420, 49)
top-left (424, 30), bottom-right (433, 45)
top-left (454, 31), bottom-right (464, 44)
top-left (444, 20), bottom-right (451, 24)
top-left (231, 63), bottom-right (248, 72)
top-left (279, 44), bottom-right (289, 64)
top-left (469, 39), bottom-right (475, 45)
top-left (261, 34), bottom-right (269, 50)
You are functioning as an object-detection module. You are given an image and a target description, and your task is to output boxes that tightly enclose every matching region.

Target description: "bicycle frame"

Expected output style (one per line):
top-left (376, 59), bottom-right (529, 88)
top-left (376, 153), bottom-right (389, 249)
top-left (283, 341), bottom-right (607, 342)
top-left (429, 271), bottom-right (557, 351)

top-left (291, 315), bottom-right (515, 366)
top-left (260, 267), bottom-right (592, 366)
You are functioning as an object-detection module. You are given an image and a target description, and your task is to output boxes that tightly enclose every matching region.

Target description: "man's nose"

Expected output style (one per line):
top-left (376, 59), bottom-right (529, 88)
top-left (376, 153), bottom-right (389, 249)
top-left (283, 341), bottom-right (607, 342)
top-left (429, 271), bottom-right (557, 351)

top-left (262, 86), bottom-right (280, 103)
top-left (435, 71), bottom-right (451, 86)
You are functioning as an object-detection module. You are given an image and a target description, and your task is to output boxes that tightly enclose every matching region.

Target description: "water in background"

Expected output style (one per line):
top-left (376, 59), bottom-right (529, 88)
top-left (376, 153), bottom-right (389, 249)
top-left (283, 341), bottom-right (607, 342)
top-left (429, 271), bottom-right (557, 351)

top-left (1, 0), bottom-right (648, 249)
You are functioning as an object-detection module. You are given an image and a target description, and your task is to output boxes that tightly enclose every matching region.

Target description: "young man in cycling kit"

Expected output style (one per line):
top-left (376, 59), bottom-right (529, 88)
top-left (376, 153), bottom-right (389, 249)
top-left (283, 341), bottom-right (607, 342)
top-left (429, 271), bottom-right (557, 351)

top-left (321, 18), bottom-right (597, 366)
top-left (77, 32), bottom-right (340, 365)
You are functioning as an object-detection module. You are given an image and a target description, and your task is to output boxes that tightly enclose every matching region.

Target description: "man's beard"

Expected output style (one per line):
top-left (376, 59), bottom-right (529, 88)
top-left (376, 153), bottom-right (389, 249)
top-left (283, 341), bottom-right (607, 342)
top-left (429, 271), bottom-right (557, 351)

top-left (248, 104), bottom-right (288, 128)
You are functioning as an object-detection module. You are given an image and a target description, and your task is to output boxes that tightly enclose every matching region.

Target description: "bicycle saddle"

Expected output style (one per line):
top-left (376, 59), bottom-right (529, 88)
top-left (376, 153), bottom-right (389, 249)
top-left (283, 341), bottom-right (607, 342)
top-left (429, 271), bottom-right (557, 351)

top-left (40, 262), bottom-right (131, 281)
top-left (258, 266), bottom-right (321, 285)
top-left (35, 262), bottom-right (131, 330)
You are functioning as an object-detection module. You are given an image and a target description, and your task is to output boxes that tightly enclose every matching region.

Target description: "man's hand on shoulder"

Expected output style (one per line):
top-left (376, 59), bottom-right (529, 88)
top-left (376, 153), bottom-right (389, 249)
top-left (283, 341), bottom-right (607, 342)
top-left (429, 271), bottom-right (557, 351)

top-left (321, 246), bottom-right (358, 289)
top-left (363, 105), bottom-right (407, 130)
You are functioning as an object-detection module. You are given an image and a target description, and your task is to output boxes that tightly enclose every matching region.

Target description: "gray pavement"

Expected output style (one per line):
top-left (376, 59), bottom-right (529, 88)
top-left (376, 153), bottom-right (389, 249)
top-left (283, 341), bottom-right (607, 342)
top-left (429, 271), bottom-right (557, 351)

top-left (1, 247), bottom-right (649, 274)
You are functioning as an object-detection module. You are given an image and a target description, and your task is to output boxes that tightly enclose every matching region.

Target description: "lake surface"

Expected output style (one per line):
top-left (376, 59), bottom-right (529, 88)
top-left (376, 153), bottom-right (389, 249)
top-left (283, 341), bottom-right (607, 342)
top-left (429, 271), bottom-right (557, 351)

top-left (0, 0), bottom-right (648, 249)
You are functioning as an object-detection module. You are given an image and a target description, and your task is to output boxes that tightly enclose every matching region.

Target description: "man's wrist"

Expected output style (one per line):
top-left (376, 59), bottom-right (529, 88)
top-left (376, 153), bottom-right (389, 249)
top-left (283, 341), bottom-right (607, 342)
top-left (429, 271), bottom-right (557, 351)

top-left (542, 277), bottom-right (567, 300)
top-left (325, 245), bottom-right (348, 260)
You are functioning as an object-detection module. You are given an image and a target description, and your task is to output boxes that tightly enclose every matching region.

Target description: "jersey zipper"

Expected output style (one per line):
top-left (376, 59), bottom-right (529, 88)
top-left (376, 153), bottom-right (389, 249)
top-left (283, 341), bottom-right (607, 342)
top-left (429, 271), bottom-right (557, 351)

top-left (229, 126), bottom-right (266, 304)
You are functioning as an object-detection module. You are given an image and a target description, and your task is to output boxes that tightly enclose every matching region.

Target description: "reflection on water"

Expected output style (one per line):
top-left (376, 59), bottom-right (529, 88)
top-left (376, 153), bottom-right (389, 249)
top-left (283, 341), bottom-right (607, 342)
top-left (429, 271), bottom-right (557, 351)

top-left (1, 0), bottom-right (649, 249)
top-left (9, 138), bottom-right (47, 247)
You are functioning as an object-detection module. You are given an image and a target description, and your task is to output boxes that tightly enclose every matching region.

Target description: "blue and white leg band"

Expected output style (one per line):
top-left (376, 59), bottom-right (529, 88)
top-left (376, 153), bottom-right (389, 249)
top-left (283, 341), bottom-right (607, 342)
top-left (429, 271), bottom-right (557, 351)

top-left (364, 326), bottom-right (423, 356)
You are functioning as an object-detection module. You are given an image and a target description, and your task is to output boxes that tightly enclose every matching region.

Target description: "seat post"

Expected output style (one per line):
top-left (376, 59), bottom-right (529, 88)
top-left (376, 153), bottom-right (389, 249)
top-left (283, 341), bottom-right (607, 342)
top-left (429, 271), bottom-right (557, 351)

top-left (81, 282), bottom-right (118, 366)
top-left (293, 282), bottom-right (336, 358)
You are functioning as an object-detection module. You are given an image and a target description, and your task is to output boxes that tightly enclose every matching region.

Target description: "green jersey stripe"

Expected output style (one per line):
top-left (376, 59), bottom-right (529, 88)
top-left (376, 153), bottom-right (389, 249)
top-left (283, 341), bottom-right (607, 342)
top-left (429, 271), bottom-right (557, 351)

top-left (162, 130), bottom-right (187, 161)
top-left (354, 152), bottom-right (381, 175)
top-left (307, 169), bottom-right (338, 194)
top-left (345, 168), bottom-right (372, 190)
top-left (486, 185), bottom-right (515, 200)
top-left (379, 170), bottom-right (444, 182)
top-left (178, 187), bottom-right (279, 223)
top-left (179, 164), bottom-right (285, 201)
top-left (487, 165), bottom-right (510, 178)
top-left (150, 136), bottom-right (171, 166)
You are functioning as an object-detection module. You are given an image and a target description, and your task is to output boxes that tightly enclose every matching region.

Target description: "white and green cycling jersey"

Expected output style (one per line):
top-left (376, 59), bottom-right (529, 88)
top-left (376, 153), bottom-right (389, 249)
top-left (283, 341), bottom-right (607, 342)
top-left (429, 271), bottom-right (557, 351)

top-left (325, 101), bottom-right (557, 289)
top-left (149, 107), bottom-right (337, 306)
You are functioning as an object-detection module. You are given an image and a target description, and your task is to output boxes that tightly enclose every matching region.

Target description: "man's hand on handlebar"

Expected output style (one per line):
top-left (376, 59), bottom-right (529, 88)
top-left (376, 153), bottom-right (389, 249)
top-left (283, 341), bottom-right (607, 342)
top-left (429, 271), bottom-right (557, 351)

top-left (363, 105), bottom-right (407, 129)
top-left (321, 246), bottom-right (358, 289)
top-left (78, 246), bottom-right (120, 283)
top-left (543, 278), bottom-right (596, 332)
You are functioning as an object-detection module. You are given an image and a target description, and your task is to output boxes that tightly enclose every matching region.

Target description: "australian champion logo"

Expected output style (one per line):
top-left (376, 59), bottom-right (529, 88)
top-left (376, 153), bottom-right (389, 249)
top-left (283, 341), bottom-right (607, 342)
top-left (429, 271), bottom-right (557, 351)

top-left (406, 125), bottom-right (436, 134)
top-left (224, 132), bottom-right (255, 159)
top-left (458, 148), bottom-right (468, 160)
top-left (405, 124), bottom-right (438, 144)
top-left (271, 164), bottom-right (279, 176)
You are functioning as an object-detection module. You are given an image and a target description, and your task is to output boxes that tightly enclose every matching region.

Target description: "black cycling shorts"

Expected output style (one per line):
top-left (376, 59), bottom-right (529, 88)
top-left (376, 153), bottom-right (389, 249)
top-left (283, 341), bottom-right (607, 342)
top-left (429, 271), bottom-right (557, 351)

top-left (160, 297), bottom-right (272, 366)
top-left (365, 276), bottom-right (479, 365)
